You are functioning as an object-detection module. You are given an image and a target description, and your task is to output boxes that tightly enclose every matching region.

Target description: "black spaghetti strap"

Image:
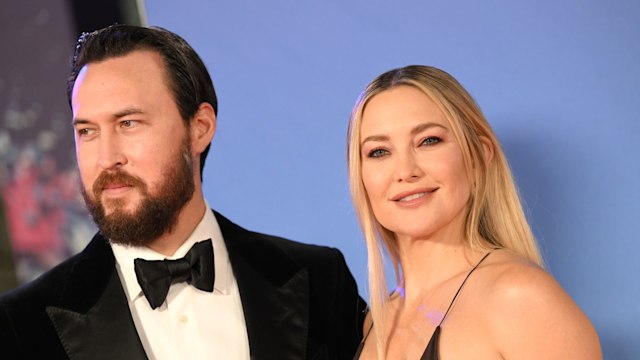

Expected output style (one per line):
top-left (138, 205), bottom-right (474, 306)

top-left (352, 309), bottom-right (374, 359)
top-left (438, 251), bottom-right (492, 326)
top-left (362, 318), bottom-right (374, 343)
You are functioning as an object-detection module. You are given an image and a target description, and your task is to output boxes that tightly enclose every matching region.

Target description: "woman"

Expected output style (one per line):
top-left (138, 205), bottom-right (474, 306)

top-left (347, 65), bottom-right (601, 359)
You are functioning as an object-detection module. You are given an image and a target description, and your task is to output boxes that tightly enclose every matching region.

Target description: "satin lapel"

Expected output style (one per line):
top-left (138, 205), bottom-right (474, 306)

top-left (46, 235), bottom-right (147, 360)
top-left (217, 212), bottom-right (310, 360)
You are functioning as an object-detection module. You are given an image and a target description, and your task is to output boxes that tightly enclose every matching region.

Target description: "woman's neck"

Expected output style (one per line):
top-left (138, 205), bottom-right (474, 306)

top-left (395, 227), bottom-right (477, 307)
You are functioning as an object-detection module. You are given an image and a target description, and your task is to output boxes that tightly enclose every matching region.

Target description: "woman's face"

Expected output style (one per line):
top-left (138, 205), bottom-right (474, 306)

top-left (360, 85), bottom-right (471, 242)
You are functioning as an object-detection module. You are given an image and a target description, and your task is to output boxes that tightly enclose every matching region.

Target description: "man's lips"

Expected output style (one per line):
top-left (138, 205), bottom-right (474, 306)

top-left (391, 188), bottom-right (438, 202)
top-left (100, 183), bottom-right (135, 196)
top-left (103, 183), bottom-right (130, 190)
top-left (92, 170), bottom-right (146, 198)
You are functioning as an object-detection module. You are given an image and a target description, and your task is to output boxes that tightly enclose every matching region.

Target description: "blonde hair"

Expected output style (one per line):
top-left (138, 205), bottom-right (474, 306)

top-left (347, 65), bottom-right (542, 358)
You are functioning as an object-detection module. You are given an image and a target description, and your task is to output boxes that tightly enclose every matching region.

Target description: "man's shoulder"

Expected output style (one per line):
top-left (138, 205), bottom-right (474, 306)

top-left (252, 226), bottom-right (336, 253)
top-left (215, 211), bottom-right (347, 269)
top-left (0, 233), bottom-right (111, 308)
top-left (2, 253), bottom-right (76, 302)
top-left (256, 229), bottom-right (344, 265)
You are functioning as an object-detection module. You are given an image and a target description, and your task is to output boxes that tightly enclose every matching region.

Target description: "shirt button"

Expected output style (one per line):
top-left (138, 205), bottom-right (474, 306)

top-left (179, 315), bottom-right (189, 324)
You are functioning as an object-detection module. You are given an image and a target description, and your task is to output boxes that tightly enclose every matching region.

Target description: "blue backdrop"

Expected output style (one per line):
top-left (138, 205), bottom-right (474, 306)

top-left (146, 1), bottom-right (639, 358)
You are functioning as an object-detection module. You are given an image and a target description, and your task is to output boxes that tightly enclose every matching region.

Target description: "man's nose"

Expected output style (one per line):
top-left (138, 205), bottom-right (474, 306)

top-left (98, 134), bottom-right (127, 170)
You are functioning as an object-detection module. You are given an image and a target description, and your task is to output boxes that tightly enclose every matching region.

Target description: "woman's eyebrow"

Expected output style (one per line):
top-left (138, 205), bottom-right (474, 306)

top-left (410, 122), bottom-right (447, 136)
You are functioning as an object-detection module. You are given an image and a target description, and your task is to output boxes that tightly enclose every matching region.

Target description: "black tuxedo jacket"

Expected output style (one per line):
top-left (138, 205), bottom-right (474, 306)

top-left (0, 211), bottom-right (366, 359)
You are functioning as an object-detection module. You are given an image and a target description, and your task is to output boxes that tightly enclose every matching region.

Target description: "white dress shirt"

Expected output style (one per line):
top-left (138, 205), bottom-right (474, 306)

top-left (111, 206), bottom-right (250, 360)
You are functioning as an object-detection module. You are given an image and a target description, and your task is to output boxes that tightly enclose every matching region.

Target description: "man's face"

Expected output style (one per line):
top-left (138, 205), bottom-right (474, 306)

top-left (71, 50), bottom-right (195, 246)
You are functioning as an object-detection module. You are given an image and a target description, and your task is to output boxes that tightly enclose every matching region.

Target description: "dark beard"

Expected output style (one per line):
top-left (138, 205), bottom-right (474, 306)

top-left (81, 138), bottom-right (195, 247)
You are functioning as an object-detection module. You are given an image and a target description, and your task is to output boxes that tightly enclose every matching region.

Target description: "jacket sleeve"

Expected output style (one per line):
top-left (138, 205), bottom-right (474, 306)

top-left (330, 248), bottom-right (367, 360)
top-left (0, 297), bottom-right (21, 359)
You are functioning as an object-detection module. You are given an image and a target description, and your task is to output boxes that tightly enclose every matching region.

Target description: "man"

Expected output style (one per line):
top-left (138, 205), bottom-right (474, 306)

top-left (0, 24), bottom-right (365, 359)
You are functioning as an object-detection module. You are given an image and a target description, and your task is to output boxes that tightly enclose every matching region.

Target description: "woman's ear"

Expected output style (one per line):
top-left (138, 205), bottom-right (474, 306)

top-left (479, 136), bottom-right (494, 165)
top-left (190, 102), bottom-right (216, 155)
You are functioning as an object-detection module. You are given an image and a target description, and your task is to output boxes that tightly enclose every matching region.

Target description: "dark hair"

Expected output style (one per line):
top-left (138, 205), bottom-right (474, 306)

top-left (67, 24), bottom-right (217, 180)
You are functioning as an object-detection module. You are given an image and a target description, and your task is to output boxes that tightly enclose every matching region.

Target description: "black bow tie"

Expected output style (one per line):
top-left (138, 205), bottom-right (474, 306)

top-left (134, 239), bottom-right (215, 310)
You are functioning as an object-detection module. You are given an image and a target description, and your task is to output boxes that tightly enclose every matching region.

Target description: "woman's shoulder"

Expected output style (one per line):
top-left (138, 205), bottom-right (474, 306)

top-left (477, 249), bottom-right (582, 321)
top-left (480, 249), bottom-right (552, 295)
top-left (475, 249), bottom-right (602, 359)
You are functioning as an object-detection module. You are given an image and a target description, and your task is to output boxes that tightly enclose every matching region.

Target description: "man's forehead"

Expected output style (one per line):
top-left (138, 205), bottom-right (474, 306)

top-left (71, 51), bottom-right (170, 112)
top-left (78, 50), bottom-right (166, 81)
top-left (71, 66), bottom-right (90, 108)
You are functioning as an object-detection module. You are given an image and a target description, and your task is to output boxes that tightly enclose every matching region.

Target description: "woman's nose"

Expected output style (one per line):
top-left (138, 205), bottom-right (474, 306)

top-left (394, 152), bottom-right (424, 183)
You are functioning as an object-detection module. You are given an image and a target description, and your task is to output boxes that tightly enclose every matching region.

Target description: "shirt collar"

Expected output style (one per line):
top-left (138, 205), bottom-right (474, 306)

top-left (111, 204), bottom-right (230, 303)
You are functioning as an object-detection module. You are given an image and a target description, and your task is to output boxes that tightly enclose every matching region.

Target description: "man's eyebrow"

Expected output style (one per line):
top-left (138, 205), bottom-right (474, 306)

top-left (113, 107), bottom-right (146, 118)
top-left (71, 107), bottom-right (146, 126)
top-left (360, 122), bottom-right (448, 146)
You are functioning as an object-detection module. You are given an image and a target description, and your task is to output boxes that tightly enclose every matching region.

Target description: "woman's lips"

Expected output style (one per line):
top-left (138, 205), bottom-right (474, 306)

top-left (390, 188), bottom-right (438, 207)
top-left (398, 191), bottom-right (429, 202)
top-left (391, 188), bottom-right (438, 202)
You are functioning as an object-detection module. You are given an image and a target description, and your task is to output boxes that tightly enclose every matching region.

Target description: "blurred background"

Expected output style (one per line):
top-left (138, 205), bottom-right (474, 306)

top-left (1, 0), bottom-right (638, 358)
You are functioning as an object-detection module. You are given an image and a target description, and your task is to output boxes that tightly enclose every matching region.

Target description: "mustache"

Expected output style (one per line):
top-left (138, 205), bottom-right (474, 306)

top-left (92, 170), bottom-right (147, 196)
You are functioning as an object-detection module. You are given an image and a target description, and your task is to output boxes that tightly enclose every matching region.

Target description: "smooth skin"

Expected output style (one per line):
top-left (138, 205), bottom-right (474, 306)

top-left (357, 86), bottom-right (601, 359)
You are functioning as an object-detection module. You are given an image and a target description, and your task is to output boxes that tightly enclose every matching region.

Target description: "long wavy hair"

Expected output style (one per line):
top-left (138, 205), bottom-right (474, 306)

top-left (347, 65), bottom-right (542, 357)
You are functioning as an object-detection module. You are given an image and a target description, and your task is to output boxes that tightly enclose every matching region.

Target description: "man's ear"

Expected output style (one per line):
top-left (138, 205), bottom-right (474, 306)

top-left (479, 135), bottom-right (494, 165)
top-left (190, 102), bottom-right (216, 155)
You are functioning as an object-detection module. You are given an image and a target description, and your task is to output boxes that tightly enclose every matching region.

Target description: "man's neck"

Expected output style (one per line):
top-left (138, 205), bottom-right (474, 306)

top-left (146, 192), bottom-right (207, 256)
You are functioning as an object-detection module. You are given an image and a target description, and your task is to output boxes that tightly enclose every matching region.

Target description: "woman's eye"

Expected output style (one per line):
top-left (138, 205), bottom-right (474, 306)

top-left (421, 137), bottom-right (441, 146)
top-left (367, 148), bottom-right (389, 158)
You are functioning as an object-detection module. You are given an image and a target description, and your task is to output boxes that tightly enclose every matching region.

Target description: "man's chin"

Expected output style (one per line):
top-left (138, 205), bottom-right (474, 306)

top-left (102, 197), bottom-right (140, 216)
top-left (103, 208), bottom-right (135, 220)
